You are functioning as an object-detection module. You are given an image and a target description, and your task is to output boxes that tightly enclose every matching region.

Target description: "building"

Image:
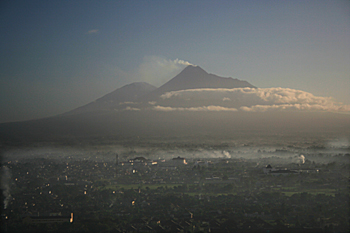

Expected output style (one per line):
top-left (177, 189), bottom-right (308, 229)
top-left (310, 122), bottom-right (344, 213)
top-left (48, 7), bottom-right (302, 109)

top-left (263, 165), bottom-right (299, 176)
top-left (263, 164), bottom-right (273, 174)
top-left (193, 160), bottom-right (209, 169)
top-left (22, 213), bottom-right (73, 224)
top-left (118, 157), bottom-right (157, 173)
top-left (269, 169), bottom-right (299, 176)
top-left (172, 156), bottom-right (187, 166)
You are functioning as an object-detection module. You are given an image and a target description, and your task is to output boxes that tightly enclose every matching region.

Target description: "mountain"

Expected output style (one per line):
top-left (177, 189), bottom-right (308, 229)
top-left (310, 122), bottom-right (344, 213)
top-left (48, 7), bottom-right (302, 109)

top-left (1, 65), bottom-right (349, 144)
top-left (65, 82), bottom-right (157, 115)
top-left (64, 66), bottom-right (256, 114)
top-left (143, 65), bottom-right (256, 100)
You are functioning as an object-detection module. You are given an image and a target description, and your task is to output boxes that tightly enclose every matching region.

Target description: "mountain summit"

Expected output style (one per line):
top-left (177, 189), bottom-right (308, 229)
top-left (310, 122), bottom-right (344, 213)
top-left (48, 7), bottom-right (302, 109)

top-left (143, 65), bottom-right (256, 100)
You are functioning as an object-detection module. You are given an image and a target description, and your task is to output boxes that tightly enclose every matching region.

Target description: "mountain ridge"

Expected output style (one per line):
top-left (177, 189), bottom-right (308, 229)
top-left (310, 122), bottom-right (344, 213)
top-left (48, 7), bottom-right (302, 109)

top-left (1, 65), bottom-right (349, 144)
top-left (65, 65), bottom-right (256, 115)
top-left (143, 65), bottom-right (256, 101)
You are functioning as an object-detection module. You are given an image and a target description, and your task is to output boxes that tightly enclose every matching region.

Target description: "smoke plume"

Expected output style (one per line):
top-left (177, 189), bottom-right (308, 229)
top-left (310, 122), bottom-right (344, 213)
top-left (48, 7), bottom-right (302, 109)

top-left (222, 150), bottom-right (231, 158)
top-left (1, 166), bottom-right (11, 209)
top-left (133, 56), bottom-right (196, 87)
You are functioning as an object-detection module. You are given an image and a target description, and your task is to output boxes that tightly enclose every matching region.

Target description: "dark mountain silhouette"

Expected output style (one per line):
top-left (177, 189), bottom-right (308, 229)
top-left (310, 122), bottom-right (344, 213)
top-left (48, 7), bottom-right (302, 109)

top-left (64, 66), bottom-right (256, 114)
top-left (143, 65), bottom-right (256, 100)
top-left (65, 82), bottom-right (157, 115)
top-left (1, 65), bottom-right (349, 144)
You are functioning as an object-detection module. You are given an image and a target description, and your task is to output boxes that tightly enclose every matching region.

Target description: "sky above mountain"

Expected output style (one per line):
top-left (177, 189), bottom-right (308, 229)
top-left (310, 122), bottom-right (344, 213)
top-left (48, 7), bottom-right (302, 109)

top-left (1, 0), bottom-right (349, 123)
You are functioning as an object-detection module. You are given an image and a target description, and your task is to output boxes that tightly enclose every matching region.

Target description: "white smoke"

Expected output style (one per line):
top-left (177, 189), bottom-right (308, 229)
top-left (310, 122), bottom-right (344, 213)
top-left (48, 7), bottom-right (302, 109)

top-left (222, 150), bottom-right (231, 158)
top-left (105, 56), bottom-right (196, 89)
top-left (173, 58), bottom-right (196, 67)
top-left (1, 166), bottom-right (11, 209)
top-left (133, 56), bottom-right (196, 86)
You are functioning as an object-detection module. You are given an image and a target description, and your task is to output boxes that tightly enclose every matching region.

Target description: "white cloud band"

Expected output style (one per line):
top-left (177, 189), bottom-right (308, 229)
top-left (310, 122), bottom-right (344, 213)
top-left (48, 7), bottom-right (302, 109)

top-left (157, 87), bottom-right (350, 113)
top-left (153, 105), bottom-right (238, 112)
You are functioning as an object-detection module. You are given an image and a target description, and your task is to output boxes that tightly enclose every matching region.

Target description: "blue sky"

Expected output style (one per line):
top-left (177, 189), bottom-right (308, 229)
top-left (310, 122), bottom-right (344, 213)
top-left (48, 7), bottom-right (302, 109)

top-left (1, 0), bottom-right (349, 122)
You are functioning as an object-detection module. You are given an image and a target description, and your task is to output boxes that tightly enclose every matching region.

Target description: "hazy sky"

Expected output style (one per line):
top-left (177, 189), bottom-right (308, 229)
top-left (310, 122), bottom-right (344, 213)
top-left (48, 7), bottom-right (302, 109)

top-left (1, 0), bottom-right (349, 123)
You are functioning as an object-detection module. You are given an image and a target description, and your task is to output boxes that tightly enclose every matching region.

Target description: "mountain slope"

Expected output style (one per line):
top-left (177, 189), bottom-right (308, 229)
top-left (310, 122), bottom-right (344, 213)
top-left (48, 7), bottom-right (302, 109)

top-left (65, 82), bottom-right (157, 115)
top-left (1, 110), bottom-right (349, 144)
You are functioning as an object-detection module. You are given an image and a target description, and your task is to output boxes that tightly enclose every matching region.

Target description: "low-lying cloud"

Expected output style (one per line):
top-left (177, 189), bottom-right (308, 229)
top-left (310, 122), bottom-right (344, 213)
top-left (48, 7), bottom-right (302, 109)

top-left (156, 87), bottom-right (350, 113)
top-left (124, 106), bottom-right (141, 111)
top-left (153, 105), bottom-right (238, 112)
